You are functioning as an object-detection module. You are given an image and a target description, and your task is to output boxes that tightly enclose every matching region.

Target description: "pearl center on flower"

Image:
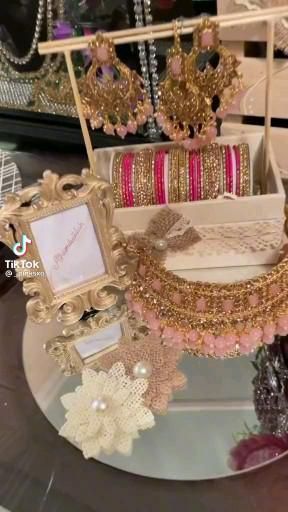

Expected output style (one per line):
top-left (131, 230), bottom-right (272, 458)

top-left (91, 397), bottom-right (108, 412)
top-left (133, 360), bottom-right (153, 379)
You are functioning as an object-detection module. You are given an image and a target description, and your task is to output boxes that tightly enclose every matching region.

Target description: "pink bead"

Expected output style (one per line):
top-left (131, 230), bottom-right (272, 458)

top-left (277, 327), bottom-right (288, 336)
top-left (196, 297), bottom-right (206, 313)
top-left (162, 326), bottom-right (175, 339)
top-left (124, 290), bottom-right (132, 302)
top-left (96, 45), bottom-right (109, 62)
top-left (214, 344), bottom-right (227, 357)
top-left (239, 334), bottom-right (252, 348)
top-left (201, 29), bottom-right (214, 48)
top-left (183, 138), bottom-right (194, 151)
top-left (90, 117), bottom-right (103, 129)
top-left (249, 327), bottom-right (263, 342)
top-left (116, 125), bottom-right (127, 139)
top-left (263, 323), bottom-right (276, 338)
top-left (144, 102), bottom-right (153, 116)
top-left (225, 333), bottom-right (237, 348)
top-left (202, 344), bottom-right (214, 356)
top-left (148, 317), bottom-right (161, 331)
top-left (215, 336), bottom-right (226, 348)
top-left (203, 333), bottom-right (215, 347)
top-left (138, 264), bottom-right (146, 277)
top-left (152, 279), bottom-right (161, 292)
top-left (136, 113), bottom-right (147, 125)
top-left (188, 330), bottom-right (199, 343)
top-left (165, 337), bottom-right (183, 349)
top-left (132, 302), bottom-right (142, 315)
top-left (263, 335), bottom-right (275, 345)
top-left (163, 122), bottom-right (172, 136)
top-left (175, 132), bottom-right (183, 142)
top-left (103, 123), bottom-right (114, 135)
top-left (144, 310), bottom-right (156, 322)
top-left (155, 112), bottom-right (165, 126)
top-left (239, 343), bottom-right (252, 355)
top-left (207, 126), bottom-right (217, 140)
top-left (172, 292), bottom-right (181, 305)
top-left (269, 284), bottom-right (280, 296)
top-left (126, 300), bottom-right (133, 311)
top-left (170, 55), bottom-right (182, 77)
top-left (278, 315), bottom-right (288, 328)
top-left (193, 137), bottom-right (201, 149)
top-left (222, 299), bottom-right (234, 313)
top-left (173, 331), bottom-right (184, 343)
top-left (248, 294), bottom-right (259, 307)
top-left (127, 120), bottom-right (137, 134)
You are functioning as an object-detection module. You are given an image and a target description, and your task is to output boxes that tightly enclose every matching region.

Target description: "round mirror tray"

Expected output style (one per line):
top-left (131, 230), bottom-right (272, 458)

top-left (22, 264), bottom-right (288, 480)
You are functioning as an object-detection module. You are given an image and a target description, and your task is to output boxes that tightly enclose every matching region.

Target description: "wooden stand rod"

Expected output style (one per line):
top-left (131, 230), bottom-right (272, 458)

top-left (64, 51), bottom-right (96, 175)
top-left (38, 5), bottom-right (288, 55)
top-left (264, 20), bottom-right (275, 189)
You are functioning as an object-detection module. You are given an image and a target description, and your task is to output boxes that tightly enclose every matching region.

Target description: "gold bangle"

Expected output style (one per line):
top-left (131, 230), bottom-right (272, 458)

top-left (169, 148), bottom-right (179, 203)
top-left (151, 151), bottom-right (156, 205)
top-left (220, 145), bottom-right (226, 194)
top-left (112, 152), bottom-right (123, 208)
top-left (239, 143), bottom-right (250, 196)
top-left (201, 144), bottom-right (221, 199)
top-left (178, 147), bottom-right (187, 202)
top-left (134, 149), bottom-right (153, 206)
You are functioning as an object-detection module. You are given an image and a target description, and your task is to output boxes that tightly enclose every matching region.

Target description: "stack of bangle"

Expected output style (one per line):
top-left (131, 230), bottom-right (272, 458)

top-left (112, 143), bottom-right (251, 208)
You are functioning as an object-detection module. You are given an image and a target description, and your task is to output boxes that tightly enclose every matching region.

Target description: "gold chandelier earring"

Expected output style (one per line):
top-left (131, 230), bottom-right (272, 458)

top-left (187, 17), bottom-right (243, 120)
top-left (82, 33), bottom-right (153, 138)
top-left (156, 20), bottom-right (216, 150)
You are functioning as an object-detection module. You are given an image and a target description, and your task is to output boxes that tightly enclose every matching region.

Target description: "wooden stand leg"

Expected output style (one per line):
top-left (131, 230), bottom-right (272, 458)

top-left (64, 51), bottom-right (97, 176)
top-left (264, 20), bottom-right (275, 191)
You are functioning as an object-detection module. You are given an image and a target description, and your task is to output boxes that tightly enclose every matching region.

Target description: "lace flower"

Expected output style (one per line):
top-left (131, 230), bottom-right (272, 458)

top-left (99, 336), bottom-right (187, 414)
top-left (59, 362), bottom-right (155, 458)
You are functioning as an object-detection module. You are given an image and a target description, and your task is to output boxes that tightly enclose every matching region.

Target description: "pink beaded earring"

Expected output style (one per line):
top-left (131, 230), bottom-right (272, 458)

top-left (155, 20), bottom-right (216, 149)
top-left (82, 33), bottom-right (153, 138)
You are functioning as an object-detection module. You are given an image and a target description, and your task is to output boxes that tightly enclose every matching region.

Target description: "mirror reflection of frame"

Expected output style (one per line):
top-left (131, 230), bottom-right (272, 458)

top-left (0, 169), bottom-right (130, 325)
top-left (45, 313), bottom-right (131, 376)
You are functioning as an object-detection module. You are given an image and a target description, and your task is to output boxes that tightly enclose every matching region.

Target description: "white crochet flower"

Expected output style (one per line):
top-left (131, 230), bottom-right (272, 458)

top-left (59, 362), bottom-right (155, 458)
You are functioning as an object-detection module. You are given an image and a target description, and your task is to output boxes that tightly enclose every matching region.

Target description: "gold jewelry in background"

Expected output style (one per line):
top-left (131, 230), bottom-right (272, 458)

top-left (155, 20), bottom-right (215, 144)
top-left (112, 153), bottom-right (123, 208)
top-left (82, 33), bottom-right (153, 138)
top-left (134, 149), bottom-right (153, 206)
top-left (187, 17), bottom-right (243, 117)
top-left (169, 148), bottom-right (179, 203)
top-left (201, 144), bottom-right (221, 199)
top-left (178, 147), bottom-right (188, 202)
top-left (239, 143), bottom-right (250, 196)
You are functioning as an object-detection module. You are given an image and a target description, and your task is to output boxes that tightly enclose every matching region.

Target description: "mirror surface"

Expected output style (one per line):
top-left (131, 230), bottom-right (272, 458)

top-left (23, 300), bottom-right (287, 480)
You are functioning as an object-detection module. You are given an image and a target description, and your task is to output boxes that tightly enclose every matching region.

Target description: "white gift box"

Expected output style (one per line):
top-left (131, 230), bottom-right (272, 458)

top-left (95, 132), bottom-right (285, 271)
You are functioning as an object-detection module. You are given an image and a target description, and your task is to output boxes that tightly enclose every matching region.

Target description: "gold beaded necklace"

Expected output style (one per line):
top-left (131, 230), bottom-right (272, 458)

top-left (126, 245), bottom-right (288, 358)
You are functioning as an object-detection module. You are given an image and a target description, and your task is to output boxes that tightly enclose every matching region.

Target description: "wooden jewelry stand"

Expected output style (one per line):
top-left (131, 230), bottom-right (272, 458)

top-left (38, 6), bottom-right (288, 179)
top-left (38, 7), bottom-right (288, 271)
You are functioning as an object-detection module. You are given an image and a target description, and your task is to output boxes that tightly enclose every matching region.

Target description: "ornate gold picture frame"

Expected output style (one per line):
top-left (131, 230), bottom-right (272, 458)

top-left (45, 305), bottom-right (130, 375)
top-left (0, 170), bottom-right (130, 324)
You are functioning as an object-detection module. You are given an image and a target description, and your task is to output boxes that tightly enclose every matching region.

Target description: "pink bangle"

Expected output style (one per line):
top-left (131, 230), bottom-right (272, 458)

top-left (233, 145), bottom-right (241, 196)
top-left (155, 150), bottom-right (165, 204)
top-left (225, 145), bottom-right (233, 194)
top-left (122, 153), bottom-right (134, 207)
top-left (189, 151), bottom-right (196, 201)
top-left (197, 150), bottom-right (202, 200)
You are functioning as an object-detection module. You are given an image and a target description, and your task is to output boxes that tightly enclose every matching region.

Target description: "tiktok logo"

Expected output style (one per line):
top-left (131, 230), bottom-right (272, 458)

top-left (12, 234), bottom-right (32, 257)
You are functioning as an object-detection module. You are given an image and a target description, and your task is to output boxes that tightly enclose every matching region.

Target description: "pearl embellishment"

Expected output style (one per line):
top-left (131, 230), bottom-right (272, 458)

top-left (91, 397), bottom-right (108, 412)
top-left (133, 360), bottom-right (153, 379)
top-left (153, 239), bottom-right (168, 251)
